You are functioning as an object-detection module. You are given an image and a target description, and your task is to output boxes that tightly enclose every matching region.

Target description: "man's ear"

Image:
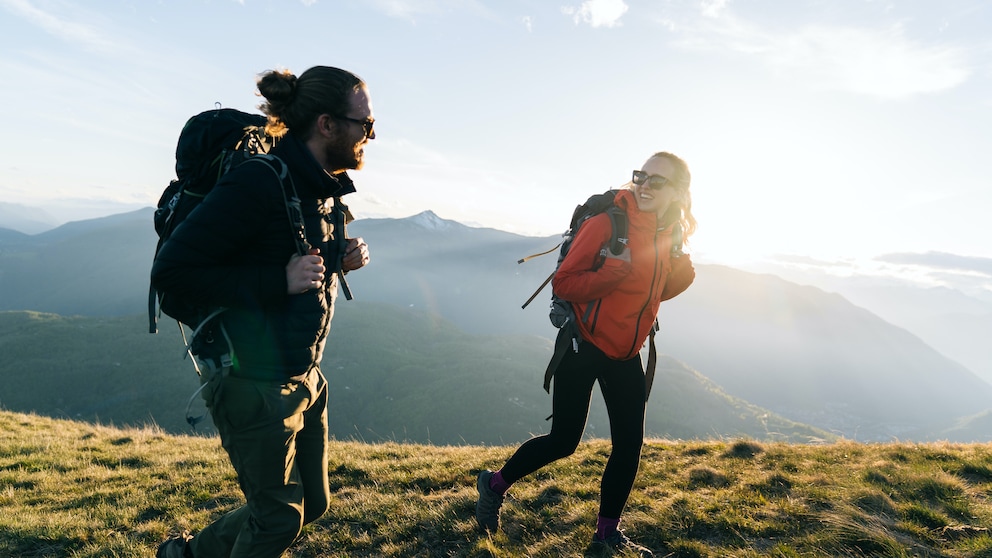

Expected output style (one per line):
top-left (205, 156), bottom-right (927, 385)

top-left (315, 114), bottom-right (337, 139)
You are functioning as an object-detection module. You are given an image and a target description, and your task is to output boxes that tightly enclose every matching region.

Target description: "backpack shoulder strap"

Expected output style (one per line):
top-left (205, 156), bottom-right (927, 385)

top-left (604, 204), bottom-right (629, 256)
top-left (248, 154), bottom-right (312, 257)
top-left (520, 190), bottom-right (626, 309)
top-left (248, 156), bottom-right (356, 301)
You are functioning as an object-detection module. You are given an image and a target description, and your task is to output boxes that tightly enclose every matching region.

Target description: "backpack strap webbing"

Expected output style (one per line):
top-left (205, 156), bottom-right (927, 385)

top-left (148, 287), bottom-right (158, 333)
top-left (332, 196), bottom-right (354, 300)
top-left (252, 156), bottom-right (354, 300)
top-left (644, 319), bottom-right (659, 401)
top-left (543, 318), bottom-right (580, 394)
top-left (543, 319), bottom-right (659, 401)
top-left (542, 320), bottom-right (580, 421)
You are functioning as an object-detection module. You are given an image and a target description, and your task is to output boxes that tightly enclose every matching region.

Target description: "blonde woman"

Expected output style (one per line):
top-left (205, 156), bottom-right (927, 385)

top-left (476, 152), bottom-right (697, 557)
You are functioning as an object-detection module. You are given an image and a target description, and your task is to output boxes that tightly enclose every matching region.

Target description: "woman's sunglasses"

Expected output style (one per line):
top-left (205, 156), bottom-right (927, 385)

top-left (632, 170), bottom-right (672, 190)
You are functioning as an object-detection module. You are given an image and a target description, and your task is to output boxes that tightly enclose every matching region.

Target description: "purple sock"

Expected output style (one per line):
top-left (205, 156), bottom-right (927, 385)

top-left (596, 515), bottom-right (621, 539)
top-left (488, 470), bottom-right (511, 495)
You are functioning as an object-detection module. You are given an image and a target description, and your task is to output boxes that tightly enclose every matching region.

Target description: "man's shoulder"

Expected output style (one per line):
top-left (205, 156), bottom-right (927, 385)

top-left (216, 157), bottom-right (285, 190)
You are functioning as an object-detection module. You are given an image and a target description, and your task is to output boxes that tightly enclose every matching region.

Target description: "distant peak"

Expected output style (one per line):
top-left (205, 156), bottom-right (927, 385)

top-left (408, 210), bottom-right (455, 231)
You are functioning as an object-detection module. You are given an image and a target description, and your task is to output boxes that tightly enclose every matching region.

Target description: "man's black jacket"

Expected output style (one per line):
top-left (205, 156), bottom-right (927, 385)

top-left (151, 133), bottom-right (356, 381)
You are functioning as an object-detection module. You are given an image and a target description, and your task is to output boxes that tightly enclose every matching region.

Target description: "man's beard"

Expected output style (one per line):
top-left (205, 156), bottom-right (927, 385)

top-left (324, 137), bottom-right (363, 171)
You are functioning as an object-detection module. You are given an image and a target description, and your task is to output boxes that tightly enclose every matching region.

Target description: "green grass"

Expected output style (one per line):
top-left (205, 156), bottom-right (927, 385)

top-left (2, 410), bottom-right (992, 557)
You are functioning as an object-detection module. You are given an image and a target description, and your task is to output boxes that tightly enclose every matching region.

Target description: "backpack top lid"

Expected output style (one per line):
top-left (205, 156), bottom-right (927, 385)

top-left (174, 108), bottom-right (267, 179)
top-left (568, 190), bottom-right (627, 257)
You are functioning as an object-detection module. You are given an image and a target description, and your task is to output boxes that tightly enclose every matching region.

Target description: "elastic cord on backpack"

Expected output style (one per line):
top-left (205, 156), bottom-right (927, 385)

top-left (183, 307), bottom-right (228, 361)
top-left (184, 320), bottom-right (235, 429)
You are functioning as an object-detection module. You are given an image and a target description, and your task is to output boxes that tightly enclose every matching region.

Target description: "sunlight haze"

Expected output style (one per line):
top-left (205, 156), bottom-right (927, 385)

top-left (0, 0), bottom-right (989, 296)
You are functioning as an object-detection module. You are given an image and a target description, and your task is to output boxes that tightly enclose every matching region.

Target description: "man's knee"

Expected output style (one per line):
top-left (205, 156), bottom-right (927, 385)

top-left (253, 503), bottom-right (305, 547)
top-left (303, 497), bottom-right (330, 525)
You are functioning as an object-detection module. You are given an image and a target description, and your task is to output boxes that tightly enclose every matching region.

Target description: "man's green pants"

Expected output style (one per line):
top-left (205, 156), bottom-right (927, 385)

top-left (190, 368), bottom-right (330, 558)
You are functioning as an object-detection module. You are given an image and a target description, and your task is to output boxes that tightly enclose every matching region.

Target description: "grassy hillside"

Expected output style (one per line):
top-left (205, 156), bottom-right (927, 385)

top-left (0, 307), bottom-right (829, 444)
top-left (2, 411), bottom-right (992, 557)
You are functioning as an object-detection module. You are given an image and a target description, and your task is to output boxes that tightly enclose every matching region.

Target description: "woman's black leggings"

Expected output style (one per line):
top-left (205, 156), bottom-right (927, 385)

top-left (499, 341), bottom-right (647, 519)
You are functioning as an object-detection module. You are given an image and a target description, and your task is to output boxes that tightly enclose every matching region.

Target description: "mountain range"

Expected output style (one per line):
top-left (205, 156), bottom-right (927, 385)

top-left (1, 207), bottom-right (990, 442)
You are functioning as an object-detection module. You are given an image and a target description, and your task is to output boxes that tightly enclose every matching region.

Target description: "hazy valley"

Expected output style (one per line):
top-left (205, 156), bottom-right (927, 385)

top-left (1, 208), bottom-right (991, 443)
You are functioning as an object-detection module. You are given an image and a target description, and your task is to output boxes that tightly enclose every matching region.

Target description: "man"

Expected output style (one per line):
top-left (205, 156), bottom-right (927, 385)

top-left (152, 66), bottom-right (374, 558)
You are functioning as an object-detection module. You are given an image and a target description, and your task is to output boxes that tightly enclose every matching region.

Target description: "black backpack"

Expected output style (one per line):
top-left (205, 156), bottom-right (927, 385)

top-left (147, 108), bottom-right (309, 338)
top-left (517, 189), bottom-right (671, 403)
top-left (148, 108), bottom-right (316, 428)
top-left (519, 190), bottom-right (629, 313)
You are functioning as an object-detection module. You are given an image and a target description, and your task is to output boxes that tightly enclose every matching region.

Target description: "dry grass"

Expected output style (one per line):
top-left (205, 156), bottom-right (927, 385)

top-left (2, 411), bottom-right (992, 557)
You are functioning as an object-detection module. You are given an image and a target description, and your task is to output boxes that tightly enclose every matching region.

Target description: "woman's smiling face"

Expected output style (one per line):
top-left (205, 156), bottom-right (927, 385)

top-left (633, 155), bottom-right (682, 217)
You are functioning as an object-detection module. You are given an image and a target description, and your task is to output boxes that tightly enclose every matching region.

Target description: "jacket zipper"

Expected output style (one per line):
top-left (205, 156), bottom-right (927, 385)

top-left (625, 228), bottom-right (664, 358)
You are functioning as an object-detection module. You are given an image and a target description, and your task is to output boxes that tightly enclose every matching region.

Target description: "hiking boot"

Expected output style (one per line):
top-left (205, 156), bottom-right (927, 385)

top-left (586, 529), bottom-right (654, 557)
top-left (156, 531), bottom-right (193, 558)
top-left (475, 469), bottom-right (504, 532)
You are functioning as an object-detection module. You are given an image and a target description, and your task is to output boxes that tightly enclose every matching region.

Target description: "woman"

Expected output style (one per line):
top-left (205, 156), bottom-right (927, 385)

top-left (475, 152), bottom-right (697, 557)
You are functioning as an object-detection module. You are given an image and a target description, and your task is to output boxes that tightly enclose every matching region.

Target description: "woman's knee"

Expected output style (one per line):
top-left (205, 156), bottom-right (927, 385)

top-left (612, 435), bottom-right (644, 460)
top-left (547, 435), bottom-right (582, 460)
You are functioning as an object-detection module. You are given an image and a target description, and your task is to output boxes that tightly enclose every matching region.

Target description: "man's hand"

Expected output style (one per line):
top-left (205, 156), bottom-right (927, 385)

top-left (342, 237), bottom-right (370, 272)
top-left (287, 248), bottom-right (325, 294)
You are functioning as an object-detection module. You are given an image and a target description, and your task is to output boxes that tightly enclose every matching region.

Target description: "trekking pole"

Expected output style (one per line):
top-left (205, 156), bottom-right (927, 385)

top-left (521, 271), bottom-right (555, 309)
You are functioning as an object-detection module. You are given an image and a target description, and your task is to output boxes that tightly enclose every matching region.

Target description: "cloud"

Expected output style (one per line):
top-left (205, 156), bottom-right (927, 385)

top-left (367, 0), bottom-right (424, 20)
top-left (367, 0), bottom-right (491, 22)
top-left (875, 252), bottom-right (992, 277)
top-left (765, 24), bottom-right (969, 98)
top-left (522, 15), bottom-right (533, 32)
top-left (562, 0), bottom-right (628, 28)
top-left (668, 7), bottom-right (970, 98)
top-left (0, 0), bottom-right (119, 52)
top-left (700, 0), bottom-right (729, 19)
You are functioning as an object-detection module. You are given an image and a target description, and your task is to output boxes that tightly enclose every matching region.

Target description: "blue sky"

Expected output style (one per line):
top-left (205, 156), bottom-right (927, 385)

top-left (1, 0), bottom-right (990, 294)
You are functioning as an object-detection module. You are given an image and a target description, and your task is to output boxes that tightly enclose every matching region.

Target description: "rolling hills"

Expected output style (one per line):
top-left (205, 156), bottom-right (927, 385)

top-left (0, 307), bottom-right (828, 445)
top-left (1, 208), bottom-right (990, 441)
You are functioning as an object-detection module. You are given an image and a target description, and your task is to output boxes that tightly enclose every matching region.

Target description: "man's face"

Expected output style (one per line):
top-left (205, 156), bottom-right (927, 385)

top-left (325, 86), bottom-right (374, 172)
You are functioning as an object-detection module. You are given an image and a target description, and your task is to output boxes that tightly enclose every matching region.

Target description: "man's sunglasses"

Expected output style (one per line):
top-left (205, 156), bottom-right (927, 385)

top-left (632, 170), bottom-right (673, 190)
top-left (336, 115), bottom-right (376, 139)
